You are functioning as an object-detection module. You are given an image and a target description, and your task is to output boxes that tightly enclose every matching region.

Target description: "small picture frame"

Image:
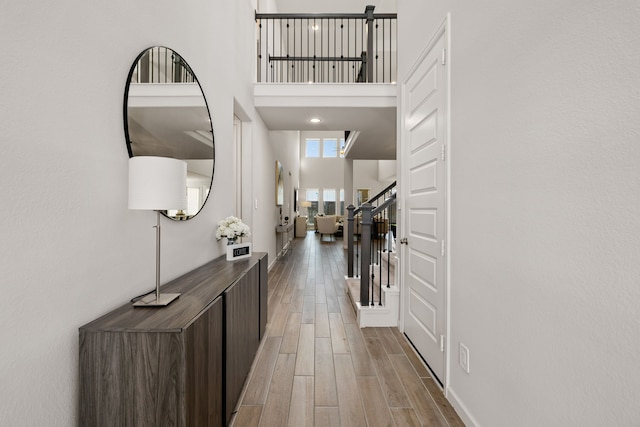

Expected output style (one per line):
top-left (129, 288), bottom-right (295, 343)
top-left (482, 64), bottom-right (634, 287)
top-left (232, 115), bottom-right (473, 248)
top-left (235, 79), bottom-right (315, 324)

top-left (227, 242), bottom-right (252, 261)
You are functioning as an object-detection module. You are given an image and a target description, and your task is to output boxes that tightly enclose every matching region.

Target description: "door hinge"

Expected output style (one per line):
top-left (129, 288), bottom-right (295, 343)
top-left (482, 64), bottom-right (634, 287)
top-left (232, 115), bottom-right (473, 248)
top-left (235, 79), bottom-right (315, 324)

top-left (440, 335), bottom-right (445, 352)
top-left (441, 144), bottom-right (446, 161)
top-left (441, 48), bottom-right (447, 65)
top-left (441, 240), bottom-right (446, 256)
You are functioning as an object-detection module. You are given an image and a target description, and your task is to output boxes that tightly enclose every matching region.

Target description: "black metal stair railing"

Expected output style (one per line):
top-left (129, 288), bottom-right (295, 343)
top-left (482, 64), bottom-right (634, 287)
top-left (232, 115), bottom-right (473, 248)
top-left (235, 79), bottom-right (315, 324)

top-left (255, 6), bottom-right (396, 83)
top-left (129, 46), bottom-right (196, 84)
top-left (346, 181), bottom-right (396, 307)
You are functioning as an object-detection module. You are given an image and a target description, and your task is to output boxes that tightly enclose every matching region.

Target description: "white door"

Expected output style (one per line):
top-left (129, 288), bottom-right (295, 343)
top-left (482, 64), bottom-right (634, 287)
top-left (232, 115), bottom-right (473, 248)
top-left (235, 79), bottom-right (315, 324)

top-left (233, 114), bottom-right (243, 218)
top-left (401, 25), bottom-right (448, 383)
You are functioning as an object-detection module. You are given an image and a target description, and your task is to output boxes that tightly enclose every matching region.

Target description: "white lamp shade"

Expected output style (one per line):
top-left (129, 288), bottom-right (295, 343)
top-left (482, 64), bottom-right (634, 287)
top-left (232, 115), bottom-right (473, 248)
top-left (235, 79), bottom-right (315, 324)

top-left (128, 156), bottom-right (187, 210)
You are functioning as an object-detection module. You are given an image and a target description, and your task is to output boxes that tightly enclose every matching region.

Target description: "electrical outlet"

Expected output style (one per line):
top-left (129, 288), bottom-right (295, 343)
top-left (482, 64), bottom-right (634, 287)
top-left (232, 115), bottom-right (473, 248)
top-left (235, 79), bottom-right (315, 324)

top-left (459, 343), bottom-right (470, 374)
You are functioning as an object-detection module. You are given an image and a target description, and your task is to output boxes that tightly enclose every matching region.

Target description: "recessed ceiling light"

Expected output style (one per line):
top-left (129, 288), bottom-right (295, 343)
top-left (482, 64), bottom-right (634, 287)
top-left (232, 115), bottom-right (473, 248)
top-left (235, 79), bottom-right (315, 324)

top-left (309, 118), bottom-right (321, 123)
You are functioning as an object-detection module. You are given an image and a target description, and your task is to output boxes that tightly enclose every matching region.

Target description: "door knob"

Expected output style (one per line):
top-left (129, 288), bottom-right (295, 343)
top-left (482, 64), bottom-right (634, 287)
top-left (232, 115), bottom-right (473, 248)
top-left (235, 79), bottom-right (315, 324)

top-left (400, 237), bottom-right (408, 245)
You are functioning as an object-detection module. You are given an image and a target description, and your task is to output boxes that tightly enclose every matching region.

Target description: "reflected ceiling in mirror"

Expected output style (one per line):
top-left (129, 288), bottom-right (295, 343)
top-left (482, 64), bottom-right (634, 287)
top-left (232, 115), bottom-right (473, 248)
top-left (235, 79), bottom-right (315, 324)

top-left (124, 46), bottom-right (214, 220)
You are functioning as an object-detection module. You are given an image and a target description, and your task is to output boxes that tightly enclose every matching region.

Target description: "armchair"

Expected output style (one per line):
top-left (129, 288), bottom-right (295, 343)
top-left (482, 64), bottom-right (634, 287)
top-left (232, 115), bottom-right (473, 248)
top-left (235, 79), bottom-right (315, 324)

top-left (316, 215), bottom-right (340, 241)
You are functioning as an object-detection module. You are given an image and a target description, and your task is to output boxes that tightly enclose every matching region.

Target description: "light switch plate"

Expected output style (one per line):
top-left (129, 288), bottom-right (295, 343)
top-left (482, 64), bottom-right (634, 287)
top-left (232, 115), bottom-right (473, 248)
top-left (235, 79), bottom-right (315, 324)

top-left (459, 343), bottom-right (470, 374)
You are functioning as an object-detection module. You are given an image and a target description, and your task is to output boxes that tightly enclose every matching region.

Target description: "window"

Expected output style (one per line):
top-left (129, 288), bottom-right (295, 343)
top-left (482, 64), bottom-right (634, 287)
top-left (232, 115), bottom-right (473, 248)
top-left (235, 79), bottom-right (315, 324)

top-left (323, 138), bottom-right (338, 157)
top-left (305, 138), bottom-right (320, 157)
top-left (306, 188), bottom-right (319, 225)
top-left (323, 189), bottom-right (336, 215)
top-left (339, 189), bottom-right (344, 215)
top-left (306, 137), bottom-right (345, 158)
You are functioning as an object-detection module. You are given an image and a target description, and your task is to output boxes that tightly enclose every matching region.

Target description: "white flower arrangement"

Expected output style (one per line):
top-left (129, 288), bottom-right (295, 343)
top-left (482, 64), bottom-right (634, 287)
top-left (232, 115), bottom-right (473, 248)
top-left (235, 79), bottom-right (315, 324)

top-left (216, 216), bottom-right (250, 242)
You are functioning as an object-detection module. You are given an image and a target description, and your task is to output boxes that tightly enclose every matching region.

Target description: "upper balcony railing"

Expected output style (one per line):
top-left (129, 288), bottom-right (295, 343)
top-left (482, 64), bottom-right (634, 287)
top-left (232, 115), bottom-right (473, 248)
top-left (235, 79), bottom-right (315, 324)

top-left (256, 6), bottom-right (397, 84)
top-left (129, 46), bottom-right (196, 84)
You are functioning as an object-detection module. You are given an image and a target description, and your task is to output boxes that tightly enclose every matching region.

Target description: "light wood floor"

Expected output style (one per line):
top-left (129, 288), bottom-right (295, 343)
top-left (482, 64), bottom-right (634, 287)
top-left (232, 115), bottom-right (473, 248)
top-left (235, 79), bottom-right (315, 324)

top-left (230, 232), bottom-right (464, 426)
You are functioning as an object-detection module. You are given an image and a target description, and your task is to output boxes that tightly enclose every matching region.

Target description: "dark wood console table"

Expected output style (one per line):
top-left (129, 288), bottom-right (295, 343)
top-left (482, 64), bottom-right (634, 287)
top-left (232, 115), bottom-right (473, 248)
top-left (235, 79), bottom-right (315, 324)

top-left (79, 252), bottom-right (267, 427)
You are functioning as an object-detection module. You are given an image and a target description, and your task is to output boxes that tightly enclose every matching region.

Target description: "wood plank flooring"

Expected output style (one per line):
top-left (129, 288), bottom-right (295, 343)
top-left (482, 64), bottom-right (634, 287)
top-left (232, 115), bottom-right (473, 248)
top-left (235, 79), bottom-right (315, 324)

top-left (231, 232), bottom-right (464, 427)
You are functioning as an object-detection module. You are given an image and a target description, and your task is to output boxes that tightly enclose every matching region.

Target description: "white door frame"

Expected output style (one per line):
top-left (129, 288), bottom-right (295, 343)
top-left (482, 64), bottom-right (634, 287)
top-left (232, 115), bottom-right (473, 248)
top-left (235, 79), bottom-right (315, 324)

top-left (398, 14), bottom-right (452, 390)
top-left (234, 100), bottom-right (254, 240)
top-left (233, 114), bottom-right (243, 218)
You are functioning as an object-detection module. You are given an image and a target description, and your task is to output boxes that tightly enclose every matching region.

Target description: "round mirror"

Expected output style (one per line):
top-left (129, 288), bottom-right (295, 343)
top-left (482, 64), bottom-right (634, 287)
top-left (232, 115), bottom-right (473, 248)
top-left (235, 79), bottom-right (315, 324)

top-left (124, 46), bottom-right (214, 220)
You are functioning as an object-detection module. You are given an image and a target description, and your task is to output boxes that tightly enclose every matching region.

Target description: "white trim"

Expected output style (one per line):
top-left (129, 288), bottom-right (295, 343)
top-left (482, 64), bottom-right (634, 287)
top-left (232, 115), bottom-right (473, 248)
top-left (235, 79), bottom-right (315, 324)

top-left (446, 388), bottom-right (482, 427)
top-left (254, 83), bottom-right (397, 108)
top-left (355, 286), bottom-right (400, 327)
top-left (127, 83), bottom-right (206, 107)
top-left (444, 12), bottom-right (453, 400)
top-left (233, 114), bottom-right (243, 218)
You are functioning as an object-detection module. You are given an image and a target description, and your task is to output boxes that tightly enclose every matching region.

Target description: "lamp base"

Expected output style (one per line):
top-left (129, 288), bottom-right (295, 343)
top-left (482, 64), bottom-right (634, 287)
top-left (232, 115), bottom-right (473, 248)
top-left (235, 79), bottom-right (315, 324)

top-left (133, 292), bottom-right (181, 307)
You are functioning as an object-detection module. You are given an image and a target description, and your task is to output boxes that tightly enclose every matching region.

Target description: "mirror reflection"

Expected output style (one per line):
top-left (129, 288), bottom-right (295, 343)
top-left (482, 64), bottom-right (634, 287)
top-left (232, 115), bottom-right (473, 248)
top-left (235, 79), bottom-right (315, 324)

top-left (124, 46), bottom-right (214, 220)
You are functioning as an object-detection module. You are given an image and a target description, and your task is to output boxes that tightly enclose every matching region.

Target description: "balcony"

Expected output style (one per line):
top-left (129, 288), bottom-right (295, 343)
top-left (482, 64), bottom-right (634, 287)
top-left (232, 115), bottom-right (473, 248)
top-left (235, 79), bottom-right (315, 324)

top-left (256, 6), bottom-right (397, 84)
top-left (254, 6), bottom-right (398, 160)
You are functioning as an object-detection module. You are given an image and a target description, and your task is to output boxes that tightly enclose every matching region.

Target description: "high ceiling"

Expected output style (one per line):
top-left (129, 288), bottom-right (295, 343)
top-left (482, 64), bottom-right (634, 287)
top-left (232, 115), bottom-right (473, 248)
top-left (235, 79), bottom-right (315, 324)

top-left (260, 0), bottom-right (399, 160)
top-left (256, 105), bottom-right (397, 160)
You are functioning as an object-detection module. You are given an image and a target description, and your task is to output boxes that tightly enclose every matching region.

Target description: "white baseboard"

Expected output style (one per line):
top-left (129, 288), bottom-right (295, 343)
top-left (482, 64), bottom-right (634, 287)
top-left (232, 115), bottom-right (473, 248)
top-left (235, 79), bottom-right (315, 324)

top-left (446, 387), bottom-right (481, 427)
top-left (356, 286), bottom-right (399, 327)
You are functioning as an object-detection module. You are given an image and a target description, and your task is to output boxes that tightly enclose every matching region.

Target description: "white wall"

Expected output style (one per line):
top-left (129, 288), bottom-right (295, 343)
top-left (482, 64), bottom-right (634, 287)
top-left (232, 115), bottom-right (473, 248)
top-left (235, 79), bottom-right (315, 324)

top-left (354, 159), bottom-right (394, 200)
top-left (0, 1), bottom-right (275, 425)
top-left (398, 1), bottom-right (640, 426)
top-left (271, 131), bottom-right (301, 221)
top-left (232, 0), bottom-right (286, 265)
top-left (270, 130), bottom-right (301, 257)
top-left (378, 159), bottom-right (397, 182)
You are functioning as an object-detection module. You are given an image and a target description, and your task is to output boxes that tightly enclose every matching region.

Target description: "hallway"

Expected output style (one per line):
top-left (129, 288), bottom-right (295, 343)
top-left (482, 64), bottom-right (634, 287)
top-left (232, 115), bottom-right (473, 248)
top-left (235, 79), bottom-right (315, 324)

top-left (231, 232), bottom-right (464, 426)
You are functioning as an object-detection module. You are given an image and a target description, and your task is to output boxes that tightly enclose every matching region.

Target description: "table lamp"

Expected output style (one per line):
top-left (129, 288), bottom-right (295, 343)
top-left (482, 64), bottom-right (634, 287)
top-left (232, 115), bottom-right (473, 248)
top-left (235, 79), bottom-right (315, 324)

top-left (128, 156), bottom-right (187, 307)
top-left (301, 200), bottom-right (312, 216)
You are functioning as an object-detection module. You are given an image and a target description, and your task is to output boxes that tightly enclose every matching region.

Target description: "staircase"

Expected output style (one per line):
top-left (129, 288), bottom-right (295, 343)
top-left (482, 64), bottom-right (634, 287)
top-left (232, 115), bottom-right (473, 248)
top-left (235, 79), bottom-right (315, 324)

top-left (344, 182), bottom-right (400, 328)
top-left (345, 249), bottom-right (399, 327)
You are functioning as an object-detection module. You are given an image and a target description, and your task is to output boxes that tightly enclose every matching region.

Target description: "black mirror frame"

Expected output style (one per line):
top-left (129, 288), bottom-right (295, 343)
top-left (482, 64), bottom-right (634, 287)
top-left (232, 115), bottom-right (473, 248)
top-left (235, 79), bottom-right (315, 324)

top-left (123, 46), bottom-right (215, 220)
